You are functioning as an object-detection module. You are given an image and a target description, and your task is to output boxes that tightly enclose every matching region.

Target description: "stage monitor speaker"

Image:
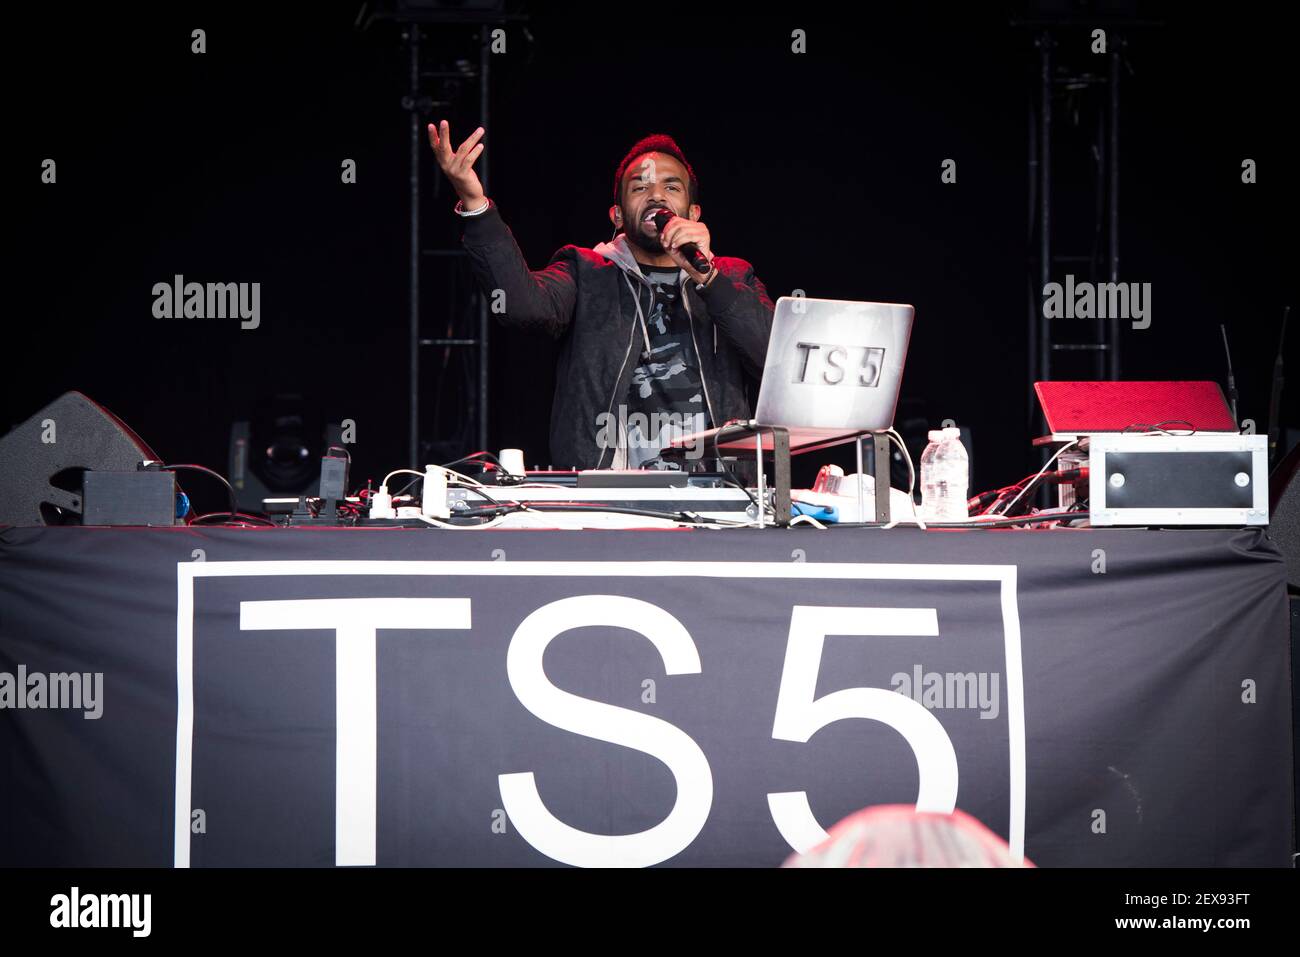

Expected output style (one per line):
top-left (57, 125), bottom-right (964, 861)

top-left (0, 392), bottom-right (161, 527)
top-left (1268, 442), bottom-right (1300, 591)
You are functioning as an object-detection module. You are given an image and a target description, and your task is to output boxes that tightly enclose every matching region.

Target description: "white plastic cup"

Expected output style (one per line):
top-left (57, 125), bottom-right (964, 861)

top-left (499, 448), bottom-right (526, 477)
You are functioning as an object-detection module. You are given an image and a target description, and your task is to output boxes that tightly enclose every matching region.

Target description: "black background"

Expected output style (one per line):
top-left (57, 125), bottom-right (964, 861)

top-left (9, 1), bottom-right (1295, 510)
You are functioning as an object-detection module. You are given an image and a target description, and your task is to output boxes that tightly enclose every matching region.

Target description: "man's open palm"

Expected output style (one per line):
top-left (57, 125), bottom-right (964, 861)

top-left (428, 120), bottom-right (486, 206)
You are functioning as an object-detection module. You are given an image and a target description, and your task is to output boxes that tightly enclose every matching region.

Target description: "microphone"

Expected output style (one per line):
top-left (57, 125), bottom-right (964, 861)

top-left (1267, 305), bottom-right (1289, 467)
top-left (647, 208), bottom-right (712, 275)
top-left (1219, 323), bottom-right (1239, 429)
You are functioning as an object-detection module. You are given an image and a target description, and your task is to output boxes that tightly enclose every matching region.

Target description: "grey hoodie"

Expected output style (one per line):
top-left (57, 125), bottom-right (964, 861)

top-left (460, 200), bottom-right (776, 469)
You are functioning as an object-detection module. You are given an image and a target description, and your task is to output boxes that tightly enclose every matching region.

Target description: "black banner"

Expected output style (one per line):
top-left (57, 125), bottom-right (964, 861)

top-left (0, 526), bottom-right (1292, 866)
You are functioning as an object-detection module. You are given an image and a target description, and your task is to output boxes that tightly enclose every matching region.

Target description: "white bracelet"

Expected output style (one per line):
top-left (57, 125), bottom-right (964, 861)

top-left (454, 198), bottom-right (491, 217)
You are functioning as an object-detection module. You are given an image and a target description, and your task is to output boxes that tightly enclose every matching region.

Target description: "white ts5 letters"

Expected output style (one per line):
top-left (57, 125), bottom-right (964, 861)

top-left (240, 597), bottom-right (472, 866)
top-left (233, 595), bottom-right (965, 866)
top-left (498, 595), bottom-right (713, 867)
top-left (767, 605), bottom-right (959, 853)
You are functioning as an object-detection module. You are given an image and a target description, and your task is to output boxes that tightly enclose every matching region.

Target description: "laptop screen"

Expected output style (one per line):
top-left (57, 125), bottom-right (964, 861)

top-left (754, 297), bottom-right (915, 433)
top-left (1034, 381), bottom-right (1237, 434)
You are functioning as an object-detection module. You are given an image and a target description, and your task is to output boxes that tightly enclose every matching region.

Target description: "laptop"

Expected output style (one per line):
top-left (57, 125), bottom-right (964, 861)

top-left (670, 296), bottom-right (915, 453)
top-left (1032, 381), bottom-right (1238, 447)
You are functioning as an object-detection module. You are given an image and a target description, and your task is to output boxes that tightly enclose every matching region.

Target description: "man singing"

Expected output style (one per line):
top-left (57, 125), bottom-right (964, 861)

top-left (427, 122), bottom-right (775, 469)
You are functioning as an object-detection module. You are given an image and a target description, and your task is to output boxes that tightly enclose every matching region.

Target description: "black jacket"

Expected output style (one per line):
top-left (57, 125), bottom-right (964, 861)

top-left (460, 200), bottom-right (775, 469)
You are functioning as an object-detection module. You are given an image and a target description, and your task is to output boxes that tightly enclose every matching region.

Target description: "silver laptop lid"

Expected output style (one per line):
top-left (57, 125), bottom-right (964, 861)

top-left (754, 297), bottom-right (914, 432)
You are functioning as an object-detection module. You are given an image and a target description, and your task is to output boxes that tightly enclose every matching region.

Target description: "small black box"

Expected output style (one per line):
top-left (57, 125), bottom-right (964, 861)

top-left (82, 470), bottom-right (176, 526)
top-left (319, 454), bottom-right (349, 501)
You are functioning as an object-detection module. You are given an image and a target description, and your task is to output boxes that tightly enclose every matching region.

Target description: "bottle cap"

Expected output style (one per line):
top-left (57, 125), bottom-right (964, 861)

top-left (928, 430), bottom-right (945, 442)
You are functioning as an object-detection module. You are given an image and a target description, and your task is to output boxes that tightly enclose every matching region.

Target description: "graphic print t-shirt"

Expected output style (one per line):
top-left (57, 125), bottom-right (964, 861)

top-left (623, 264), bottom-right (711, 467)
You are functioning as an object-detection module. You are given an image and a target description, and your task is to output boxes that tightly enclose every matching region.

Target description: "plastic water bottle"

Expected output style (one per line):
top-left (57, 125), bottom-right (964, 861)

top-left (920, 427), bottom-right (969, 522)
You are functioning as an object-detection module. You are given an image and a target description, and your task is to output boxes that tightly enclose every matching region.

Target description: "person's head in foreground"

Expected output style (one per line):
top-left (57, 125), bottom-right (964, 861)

top-left (782, 805), bottom-right (1034, 868)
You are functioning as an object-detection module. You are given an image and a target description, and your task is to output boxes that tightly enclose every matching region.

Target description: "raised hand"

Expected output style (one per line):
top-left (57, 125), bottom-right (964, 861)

top-left (427, 120), bottom-right (486, 208)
